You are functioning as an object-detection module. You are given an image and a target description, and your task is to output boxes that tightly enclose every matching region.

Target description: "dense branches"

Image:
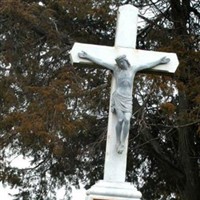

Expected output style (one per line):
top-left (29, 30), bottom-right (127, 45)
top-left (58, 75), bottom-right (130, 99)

top-left (0, 0), bottom-right (200, 200)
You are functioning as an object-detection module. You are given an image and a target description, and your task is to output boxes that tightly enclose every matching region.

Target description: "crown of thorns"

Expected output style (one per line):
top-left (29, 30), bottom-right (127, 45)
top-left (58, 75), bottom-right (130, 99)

top-left (115, 55), bottom-right (127, 62)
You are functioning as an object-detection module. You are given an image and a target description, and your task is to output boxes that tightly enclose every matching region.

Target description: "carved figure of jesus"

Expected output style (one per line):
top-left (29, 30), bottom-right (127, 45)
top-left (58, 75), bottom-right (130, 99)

top-left (78, 51), bottom-right (170, 154)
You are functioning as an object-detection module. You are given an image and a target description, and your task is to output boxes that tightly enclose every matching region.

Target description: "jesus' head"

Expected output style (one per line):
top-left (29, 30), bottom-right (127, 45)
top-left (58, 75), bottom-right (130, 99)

top-left (115, 55), bottom-right (130, 69)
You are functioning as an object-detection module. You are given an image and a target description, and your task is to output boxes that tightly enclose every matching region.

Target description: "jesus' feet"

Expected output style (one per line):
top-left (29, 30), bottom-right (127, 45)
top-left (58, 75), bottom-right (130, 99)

top-left (117, 143), bottom-right (125, 154)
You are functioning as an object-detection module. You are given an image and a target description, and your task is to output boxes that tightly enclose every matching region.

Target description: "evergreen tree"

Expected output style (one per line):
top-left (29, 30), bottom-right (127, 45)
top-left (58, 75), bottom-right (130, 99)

top-left (0, 0), bottom-right (199, 199)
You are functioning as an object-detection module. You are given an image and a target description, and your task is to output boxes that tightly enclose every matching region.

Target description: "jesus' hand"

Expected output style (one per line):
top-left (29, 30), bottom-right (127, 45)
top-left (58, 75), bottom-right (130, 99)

top-left (78, 51), bottom-right (89, 59)
top-left (160, 57), bottom-right (170, 64)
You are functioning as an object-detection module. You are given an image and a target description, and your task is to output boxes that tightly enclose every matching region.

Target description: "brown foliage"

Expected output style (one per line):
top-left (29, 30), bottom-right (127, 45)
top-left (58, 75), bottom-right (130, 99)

top-left (0, 0), bottom-right (200, 200)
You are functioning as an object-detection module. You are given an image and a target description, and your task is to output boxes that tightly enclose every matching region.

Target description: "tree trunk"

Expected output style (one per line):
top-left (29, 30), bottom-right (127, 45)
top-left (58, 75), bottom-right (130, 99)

top-left (170, 0), bottom-right (200, 198)
top-left (178, 90), bottom-right (200, 200)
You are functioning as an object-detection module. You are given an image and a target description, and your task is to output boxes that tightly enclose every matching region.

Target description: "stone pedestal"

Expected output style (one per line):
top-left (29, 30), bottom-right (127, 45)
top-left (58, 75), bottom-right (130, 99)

top-left (85, 180), bottom-right (141, 200)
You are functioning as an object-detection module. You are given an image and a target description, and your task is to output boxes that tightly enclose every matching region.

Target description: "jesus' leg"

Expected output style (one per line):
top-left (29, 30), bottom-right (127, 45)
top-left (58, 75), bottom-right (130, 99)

top-left (117, 112), bottom-right (131, 154)
top-left (115, 109), bottom-right (124, 153)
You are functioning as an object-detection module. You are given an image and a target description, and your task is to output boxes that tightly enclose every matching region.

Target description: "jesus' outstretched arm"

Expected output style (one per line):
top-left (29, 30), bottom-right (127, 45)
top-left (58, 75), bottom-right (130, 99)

top-left (136, 56), bottom-right (170, 71)
top-left (78, 51), bottom-right (114, 71)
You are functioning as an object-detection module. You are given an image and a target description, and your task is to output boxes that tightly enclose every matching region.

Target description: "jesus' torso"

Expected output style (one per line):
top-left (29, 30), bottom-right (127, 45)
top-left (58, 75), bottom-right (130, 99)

top-left (113, 65), bottom-right (136, 97)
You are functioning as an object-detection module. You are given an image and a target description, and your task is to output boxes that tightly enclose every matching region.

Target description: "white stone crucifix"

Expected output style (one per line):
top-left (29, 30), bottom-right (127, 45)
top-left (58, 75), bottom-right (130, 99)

top-left (70, 4), bottom-right (179, 200)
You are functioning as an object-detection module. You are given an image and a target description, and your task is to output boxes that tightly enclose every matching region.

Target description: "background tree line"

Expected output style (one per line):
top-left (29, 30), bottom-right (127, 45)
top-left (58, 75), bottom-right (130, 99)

top-left (0, 0), bottom-right (199, 199)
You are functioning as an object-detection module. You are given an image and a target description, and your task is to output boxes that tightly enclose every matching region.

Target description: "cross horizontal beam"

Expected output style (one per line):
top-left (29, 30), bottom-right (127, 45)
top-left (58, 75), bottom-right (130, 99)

top-left (70, 42), bottom-right (179, 74)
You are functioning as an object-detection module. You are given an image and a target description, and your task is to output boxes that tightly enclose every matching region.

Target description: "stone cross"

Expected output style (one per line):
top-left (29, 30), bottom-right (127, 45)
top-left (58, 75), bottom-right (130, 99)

top-left (70, 5), bottom-right (179, 200)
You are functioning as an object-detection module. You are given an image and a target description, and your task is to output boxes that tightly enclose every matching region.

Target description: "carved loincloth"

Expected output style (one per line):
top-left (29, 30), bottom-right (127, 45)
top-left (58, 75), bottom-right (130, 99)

top-left (111, 91), bottom-right (132, 113)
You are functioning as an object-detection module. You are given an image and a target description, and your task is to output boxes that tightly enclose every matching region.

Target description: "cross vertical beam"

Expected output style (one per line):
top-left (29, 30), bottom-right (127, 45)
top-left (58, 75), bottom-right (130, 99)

top-left (104, 5), bottom-right (138, 182)
top-left (114, 5), bottom-right (138, 48)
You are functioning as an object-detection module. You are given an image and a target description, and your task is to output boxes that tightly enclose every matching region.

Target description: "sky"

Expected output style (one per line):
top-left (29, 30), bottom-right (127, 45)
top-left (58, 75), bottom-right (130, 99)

top-left (0, 185), bottom-right (86, 200)
top-left (0, 156), bottom-right (86, 200)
